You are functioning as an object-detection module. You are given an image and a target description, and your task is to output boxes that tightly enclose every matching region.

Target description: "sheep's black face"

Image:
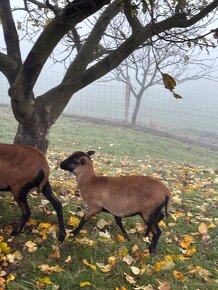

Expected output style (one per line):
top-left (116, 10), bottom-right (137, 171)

top-left (60, 156), bottom-right (79, 173)
top-left (60, 151), bottom-right (95, 174)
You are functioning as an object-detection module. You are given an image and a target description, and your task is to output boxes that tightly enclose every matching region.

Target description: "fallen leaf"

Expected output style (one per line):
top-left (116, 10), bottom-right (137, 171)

top-left (82, 259), bottom-right (96, 271)
top-left (180, 235), bottom-right (194, 249)
top-left (80, 281), bottom-right (92, 287)
top-left (68, 216), bottom-right (80, 227)
top-left (124, 273), bottom-right (136, 284)
top-left (38, 222), bottom-right (51, 229)
top-left (37, 276), bottom-right (52, 285)
top-left (173, 270), bottom-right (186, 282)
top-left (98, 231), bottom-right (111, 239)
top-left (75, 237), bottom-right (95, 246)
top-left (123, 254), bottom-right (134, 265)
top-left (96, 262), bottom-right (112, 273)
top-left (0, 242), bottom-right (11, 254)
top-left (24, 241), bottom-right (37, 253)
top-left (183, 245), bottom-right (196, 257)
top-left (65, 255), bottom-right (72, 264)
top-left (117, 234), bottom-right (125, 242)
top-left (130, 266), bottom-right (141, 275)
top-left (96, 218), bottom-right (109, 229)
top-left (38, 264), bottom-right (64, 273)
top-left (198, 223), bottom-right (208, 235)
top-left (157, 279), bottom-right (171, 290)
top-left (6, 273), bottom-right (15, 284)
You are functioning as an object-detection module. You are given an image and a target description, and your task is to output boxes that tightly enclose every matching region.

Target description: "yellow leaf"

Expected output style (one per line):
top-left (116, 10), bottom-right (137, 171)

top-left (183, 245), bottom-right (196, 257)
top-left (39, 229), bottom-right (47, 240)
top-left (154, 261), bottom-right (165, 272)
top-left (82, 259), bottom-right (96, 271)
top-left (117, 234), bottom-right (125, 242)
top-left (38, 222), bottom-right (51, 229)
top-left (37, 276), bottom-right (52, 285)
top-left (108, 256), bottom-right (116, 266)
top-left (0, 242), bottom-right (11, 254)
top-left (118, 246), bottom-right (129, 257)
top-left (26, 218), bottom-right (37, 226)
top-left (173, 270), bottom-right (186, 282)
top-left (50, 265), bottom-right (64, 273)
top-left (13, 251), bottom-right (23, 261)
top-left (79, 281), bottom-right (92, 287)
top-left (68, 216), bottom-right (80, 227)
top-left (180, 235), bottom-right (194, 249)
top-left (6, 274), bottom-right (15, 284)
top-left (96, 262), bottom-right (112, 273)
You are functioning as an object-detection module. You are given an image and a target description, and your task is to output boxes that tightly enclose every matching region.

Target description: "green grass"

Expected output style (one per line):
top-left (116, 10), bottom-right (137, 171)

top-left (0, 105), bottom-right (218, 290)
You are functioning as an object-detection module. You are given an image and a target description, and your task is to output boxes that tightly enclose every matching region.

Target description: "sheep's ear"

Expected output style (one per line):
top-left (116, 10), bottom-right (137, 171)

top-left (87, 150), bottom-right (95, 157)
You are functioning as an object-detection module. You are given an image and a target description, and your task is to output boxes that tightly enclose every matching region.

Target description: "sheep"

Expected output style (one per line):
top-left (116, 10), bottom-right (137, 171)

top-left (60, 150), bottom-right (171, 253)
top-left (0, 143), bottom-right (66, 241)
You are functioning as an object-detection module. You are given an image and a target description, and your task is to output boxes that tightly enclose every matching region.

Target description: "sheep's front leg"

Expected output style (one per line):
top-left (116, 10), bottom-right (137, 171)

top-left (114, 216), bottom-right (129, 240)
top-left (71, 207), bottom-right (102, 236)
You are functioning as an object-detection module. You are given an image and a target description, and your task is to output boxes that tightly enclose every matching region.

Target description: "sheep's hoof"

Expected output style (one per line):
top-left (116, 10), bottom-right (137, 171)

top-left (70, 230), bottom-right (77, 237)
top-left (58, 232), bottom-right (66, 242)
top-left (11, 225), bottom-right (22, 236)
top-left (124, 234), bottom-right (130, 241)
top-left (149, 245), bottom-right (157, 254)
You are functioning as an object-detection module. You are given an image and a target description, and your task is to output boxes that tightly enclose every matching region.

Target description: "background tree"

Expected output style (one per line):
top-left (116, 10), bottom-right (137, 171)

top-left (0, 0), bottom-right (217, 152)
top-left (102, 8), bottom-right (218, 124)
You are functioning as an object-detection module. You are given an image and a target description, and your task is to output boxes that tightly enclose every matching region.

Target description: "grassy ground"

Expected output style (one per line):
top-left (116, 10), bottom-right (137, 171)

top-left (0, 106), bottom-right (218, 290)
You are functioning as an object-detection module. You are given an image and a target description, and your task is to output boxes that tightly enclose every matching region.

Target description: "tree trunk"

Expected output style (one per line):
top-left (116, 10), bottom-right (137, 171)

top-left (131, 96), bottom-right (142, 124)
top-left (10, 90), bottom-right (53, 153)
top-left (13, 122), bottom-right (49, 153)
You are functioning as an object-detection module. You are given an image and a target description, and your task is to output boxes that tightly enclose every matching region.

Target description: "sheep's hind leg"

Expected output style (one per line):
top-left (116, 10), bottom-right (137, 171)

top-left (114, 216), bottom-right (129, 240)
top-left (148, 224), bottom-right (162, 254)
top-left (71, 207), bottom-right (102, 236)
top-left (42, 181), bottom-right (66, 242)
top-left (12, 190), bottom-right (31, 236)
top-left (145, 212), bottom-right (164, 237)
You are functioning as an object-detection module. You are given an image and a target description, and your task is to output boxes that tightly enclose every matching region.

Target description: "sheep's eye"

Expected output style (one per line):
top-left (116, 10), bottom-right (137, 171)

top-left (80, 158), bottom-right (87, 165)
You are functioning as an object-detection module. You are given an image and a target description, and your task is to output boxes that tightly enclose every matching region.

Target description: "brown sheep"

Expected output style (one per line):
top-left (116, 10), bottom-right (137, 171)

top-left (60, 151), bottom-right (171, 253)
top-left (0, 143), bottom-right (66, 241)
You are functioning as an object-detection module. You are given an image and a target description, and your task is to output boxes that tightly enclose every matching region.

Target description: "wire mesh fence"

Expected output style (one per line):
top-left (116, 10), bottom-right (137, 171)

top-left (1, 71), bottom-right (218, 149)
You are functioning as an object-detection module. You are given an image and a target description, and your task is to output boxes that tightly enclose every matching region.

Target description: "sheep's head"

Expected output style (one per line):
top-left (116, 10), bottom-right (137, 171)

top-left (60, 151), bottom-right (95, 175)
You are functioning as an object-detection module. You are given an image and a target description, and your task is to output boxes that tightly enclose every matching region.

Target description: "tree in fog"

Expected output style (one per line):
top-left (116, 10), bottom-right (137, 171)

top-left (0, 0), bottom-right (217, 152)
top-left (103, 10), bottom-right (218, 124)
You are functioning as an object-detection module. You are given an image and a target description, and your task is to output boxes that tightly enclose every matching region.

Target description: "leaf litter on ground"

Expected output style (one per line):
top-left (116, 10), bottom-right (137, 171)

top-left (0, 150), bottom-right (217, 289)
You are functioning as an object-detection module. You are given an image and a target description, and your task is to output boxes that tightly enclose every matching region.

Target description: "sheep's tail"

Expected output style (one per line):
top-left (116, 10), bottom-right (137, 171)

top-left (164, 194), bottom-right (171, 217)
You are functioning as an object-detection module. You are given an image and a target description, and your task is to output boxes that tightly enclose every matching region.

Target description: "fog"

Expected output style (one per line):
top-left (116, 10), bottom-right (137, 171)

top-left (0, 1), bottom-right (218, 140)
